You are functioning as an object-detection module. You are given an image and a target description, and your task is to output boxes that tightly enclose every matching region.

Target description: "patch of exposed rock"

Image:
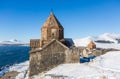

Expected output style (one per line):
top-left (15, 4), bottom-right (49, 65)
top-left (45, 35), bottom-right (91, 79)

top-left (0, 71), bottom-right (19, 79)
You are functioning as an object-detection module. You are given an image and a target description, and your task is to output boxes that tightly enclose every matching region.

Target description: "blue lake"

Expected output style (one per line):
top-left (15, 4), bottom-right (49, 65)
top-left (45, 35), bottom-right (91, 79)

top-left (0, 46), bottom-right (29, 68)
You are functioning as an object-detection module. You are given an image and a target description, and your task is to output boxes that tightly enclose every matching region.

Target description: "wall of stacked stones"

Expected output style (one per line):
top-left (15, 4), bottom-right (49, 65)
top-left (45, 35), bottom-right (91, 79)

top-left (29, 41), bottom-right (67, 77)
top-left (30, 39), bottom-right (40, 50)
top-left (65, 47), bottom-right (81, 63)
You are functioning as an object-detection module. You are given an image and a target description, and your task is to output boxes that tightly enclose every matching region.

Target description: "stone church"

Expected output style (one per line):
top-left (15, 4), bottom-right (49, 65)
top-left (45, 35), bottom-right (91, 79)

top-left (29, 12), bottom-right (80, 77)
top-left (29, 12), bottom-right (97, 77)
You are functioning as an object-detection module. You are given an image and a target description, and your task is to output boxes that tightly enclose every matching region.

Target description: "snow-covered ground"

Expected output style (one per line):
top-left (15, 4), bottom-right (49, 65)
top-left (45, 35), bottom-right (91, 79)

top-left (0, 61), bottom-right (29, 79)
top-left (1, 51), bottom-right (120, 79)
top-left (36, 51), bottom-right (120, 79)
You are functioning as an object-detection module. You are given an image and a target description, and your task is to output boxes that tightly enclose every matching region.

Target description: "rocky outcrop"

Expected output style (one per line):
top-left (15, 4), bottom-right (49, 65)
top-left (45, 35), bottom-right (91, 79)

top-left (0, 71), bottom-right (19, 79)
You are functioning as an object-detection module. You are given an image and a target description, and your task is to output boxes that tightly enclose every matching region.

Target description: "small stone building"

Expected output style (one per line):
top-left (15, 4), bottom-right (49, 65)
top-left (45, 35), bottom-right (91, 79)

top-left (29, 12), bottom-right (80, 77)
top-left (87, 41), bottom-right (96, 50)
top-left (82, 41), bottom-right (96, 58)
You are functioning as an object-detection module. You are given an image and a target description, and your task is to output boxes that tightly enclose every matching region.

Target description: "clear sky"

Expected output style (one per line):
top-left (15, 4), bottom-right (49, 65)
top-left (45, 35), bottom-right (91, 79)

top-left (0, 0), bottom-right (120, 42)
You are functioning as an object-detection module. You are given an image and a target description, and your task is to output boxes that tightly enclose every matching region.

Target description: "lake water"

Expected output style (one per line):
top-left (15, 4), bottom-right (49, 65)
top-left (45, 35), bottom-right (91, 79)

top-left (0, 46), bottom-right (29, 68)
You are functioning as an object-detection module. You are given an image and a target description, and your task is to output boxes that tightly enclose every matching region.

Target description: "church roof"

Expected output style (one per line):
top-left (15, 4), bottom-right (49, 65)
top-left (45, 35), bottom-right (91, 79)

top-left (30, 39), bottom-right (69, 53)
top-left (42, 12), bottom-right (64, 29)
top-left (87, 41), bottom-right (96, 49)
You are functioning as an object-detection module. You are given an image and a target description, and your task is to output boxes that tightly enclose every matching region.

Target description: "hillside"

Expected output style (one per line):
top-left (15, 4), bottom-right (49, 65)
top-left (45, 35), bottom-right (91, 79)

top-left (0, 39), bottom-right (29, 46)
top-left (74, 33), bottom-right (120, 49)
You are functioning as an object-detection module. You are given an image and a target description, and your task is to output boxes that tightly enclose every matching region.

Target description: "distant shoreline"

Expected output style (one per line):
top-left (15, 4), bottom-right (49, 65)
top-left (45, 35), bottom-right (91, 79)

top-left (0, 44), bottom-right (30, 46)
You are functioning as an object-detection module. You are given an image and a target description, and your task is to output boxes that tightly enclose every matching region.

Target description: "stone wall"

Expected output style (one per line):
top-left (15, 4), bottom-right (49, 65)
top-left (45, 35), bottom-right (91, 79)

top-left (29, 40), bottom-right (68, 77)
top-left (65, 47), bottom-right (81, 63)
top-left (30, 39), bottom-right (40, 50)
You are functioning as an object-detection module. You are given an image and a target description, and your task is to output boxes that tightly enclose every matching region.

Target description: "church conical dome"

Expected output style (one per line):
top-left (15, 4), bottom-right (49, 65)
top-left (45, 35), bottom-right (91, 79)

top-left (42, 12), bottom-right (63, 29)
top-left (41, 12), bottom-right (64, 43)
top-left (87, 41), bottom-right (96, 49)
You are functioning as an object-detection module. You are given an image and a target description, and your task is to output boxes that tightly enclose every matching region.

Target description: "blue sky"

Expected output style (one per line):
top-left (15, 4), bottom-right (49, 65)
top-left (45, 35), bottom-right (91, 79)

top-left (0, 0), bottom-right (120, 42)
